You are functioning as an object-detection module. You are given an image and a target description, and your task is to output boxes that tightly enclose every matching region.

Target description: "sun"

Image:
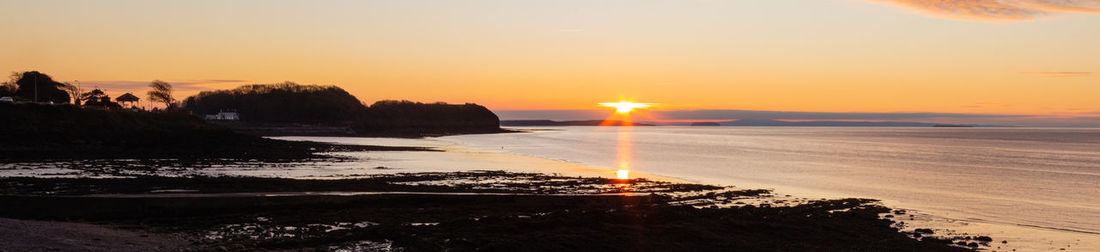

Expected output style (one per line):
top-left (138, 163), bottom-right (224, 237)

top-left (600, 101), bottom-right (652, 114)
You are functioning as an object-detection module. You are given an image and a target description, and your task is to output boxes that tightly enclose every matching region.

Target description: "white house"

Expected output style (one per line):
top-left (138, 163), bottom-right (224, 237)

top-left (204, 111), bottom-right (239, 121)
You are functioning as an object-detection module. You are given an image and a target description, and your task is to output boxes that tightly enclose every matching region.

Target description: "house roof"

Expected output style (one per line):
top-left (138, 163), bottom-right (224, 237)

top-left (116, 93), bottom-right (140, 102)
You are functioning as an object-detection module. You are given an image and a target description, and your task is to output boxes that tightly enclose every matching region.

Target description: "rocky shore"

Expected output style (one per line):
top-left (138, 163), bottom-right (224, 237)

top-left (0, 171), bottom-right (976, 251)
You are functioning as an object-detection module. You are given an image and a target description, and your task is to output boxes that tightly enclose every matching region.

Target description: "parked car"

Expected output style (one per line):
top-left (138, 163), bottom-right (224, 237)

top-left (0, 97), bottom-right (13, 103)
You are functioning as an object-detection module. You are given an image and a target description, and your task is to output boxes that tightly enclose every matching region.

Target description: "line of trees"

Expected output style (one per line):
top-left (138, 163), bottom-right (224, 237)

top-left (1, 71), bottom-right (175, 111)
top-left (359, 100), bottom-right (501, 132)
top-left (182, 82), bottom-right (364, 123)
top-left (1, 71), bottom-right (71, 104)
top-left (181, 82), bottom-right (502, 134)
top-left (3, 70), bottom-right (501, 135)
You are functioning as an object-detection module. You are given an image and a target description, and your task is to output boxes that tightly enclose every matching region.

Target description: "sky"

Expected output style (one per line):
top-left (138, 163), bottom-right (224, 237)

top-left (2, 0), bottom-right (1099, 126)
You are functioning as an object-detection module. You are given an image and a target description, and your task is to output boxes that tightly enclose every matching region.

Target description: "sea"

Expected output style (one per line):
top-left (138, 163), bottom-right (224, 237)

top-left (441, 127), bottom-right (1100, 250)
top-left (3, 126), bottom-right (1097, 250)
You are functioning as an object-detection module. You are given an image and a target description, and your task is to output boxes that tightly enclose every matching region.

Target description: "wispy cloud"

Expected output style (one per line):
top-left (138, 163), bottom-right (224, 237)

top-left (72, 79), bottom-right (250, 99)
top-left (496, 109), bottom-right (1100, 127)
top-left (871, 0), bottom-right (1100, 21)
top-left (497, 109), bottom-right (1024, 121)
top-left (1017, 71), bottom-right (1093, 77)
top-left (77, 79), bottom-right (249, 92)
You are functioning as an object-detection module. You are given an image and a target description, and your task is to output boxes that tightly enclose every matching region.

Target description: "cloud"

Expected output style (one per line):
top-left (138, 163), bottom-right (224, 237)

top-left (1017, 71), bottom-right (1093, 77)
top-left (495, 109), bottom-right (1100, 127)
top-left (647, 109), bottom-right (1026, 122)
top-left (871, 0), bottom-right (1100, 21)
top-left (69, 79), bottom-right (251, 102)
top-left (496, 109), bottom-right (1023, 121)
top-left (75, 79), bottom-right (249, 92)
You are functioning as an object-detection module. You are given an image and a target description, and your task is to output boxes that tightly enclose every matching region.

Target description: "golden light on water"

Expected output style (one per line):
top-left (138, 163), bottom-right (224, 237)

top-left (597, 100), bottom-right (654, 183)
top-left (613, 128), bottom-right (633, 191)
top-left (597, 100), bottom-right (656, 184)
top-left (615, 124), bottom-right (634, 183)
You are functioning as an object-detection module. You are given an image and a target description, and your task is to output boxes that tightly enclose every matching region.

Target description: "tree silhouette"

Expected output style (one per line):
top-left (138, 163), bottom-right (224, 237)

top-left (13, 71), bottom-right (70, 103)
top-left (0, 73), bottom-right (16, 97)
top-left (147, 80), bottom-right (174, 109)
top-left (182, 82), bottom-right (365, 123)
top-left (359, 100), bottom-right (500, 134)
top-left (80, 89), bottom-right (120, 109)
top-left (62, 83), bottom-right (81, 105)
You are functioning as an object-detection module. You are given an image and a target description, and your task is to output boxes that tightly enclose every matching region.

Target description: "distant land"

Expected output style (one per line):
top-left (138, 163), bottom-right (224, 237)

top-left (0, 71), bottom-right (507, 160)
top-left (184, 82), bottom-right (506, 137)
top-left (700, 119), bottom-right (994, 127)
top-left (505, 119), bottom-right (1005, 127)
top-left (501, 120), bottom-right (655, 126)
top-left (0, 103), bottom-right (410, 161)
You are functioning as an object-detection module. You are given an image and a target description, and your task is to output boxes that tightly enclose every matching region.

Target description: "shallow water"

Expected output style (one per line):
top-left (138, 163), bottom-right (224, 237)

top-left (435, 127), bottom-right (1100, 250)
top-left (4, 127), bottom-right (1098, 249)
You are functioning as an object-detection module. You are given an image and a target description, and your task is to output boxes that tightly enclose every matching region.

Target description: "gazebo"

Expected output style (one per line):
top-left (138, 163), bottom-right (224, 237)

top-left (116, 93), bottom-right (140, 108)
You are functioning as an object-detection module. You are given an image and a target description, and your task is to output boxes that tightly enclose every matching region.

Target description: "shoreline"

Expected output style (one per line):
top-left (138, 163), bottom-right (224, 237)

top-left (433, 128), bottom-right (1100, 251)
top-left (290, 133), bottom-right (1100, 241)
top-left (2, 131), bottom-right (1092, 250)
top-left (0, 171), bottom-right (971, 251)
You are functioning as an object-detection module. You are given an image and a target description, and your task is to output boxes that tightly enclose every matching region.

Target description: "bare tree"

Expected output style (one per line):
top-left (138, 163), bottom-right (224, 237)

top-left (0, 72), bottom-right (18, 96)
top-left (63, 82), bottom-right (82, 105)
top-left (147, 80), bottom-right (174, 109)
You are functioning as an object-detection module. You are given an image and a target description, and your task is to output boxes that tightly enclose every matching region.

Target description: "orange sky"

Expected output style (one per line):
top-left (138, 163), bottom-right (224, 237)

top-left (2, 0), bottom-right (1098, 118)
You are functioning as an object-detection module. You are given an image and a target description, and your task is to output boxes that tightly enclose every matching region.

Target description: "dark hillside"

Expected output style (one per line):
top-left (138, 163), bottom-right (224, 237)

top-left (358, 100), bottom-right (503, 136)
top-left (182, 82), bottom-right (364, 123)
top-left (0, 104), bottom-right (370, 160)
top-left (182, 84), bottom-right (505, 137)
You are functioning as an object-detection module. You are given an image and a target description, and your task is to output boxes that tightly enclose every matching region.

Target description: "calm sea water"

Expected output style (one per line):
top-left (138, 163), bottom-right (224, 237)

top-left (442, 127), bottom-right (1100, 239)
top-left (6, 127), bottom-right (1095, 248)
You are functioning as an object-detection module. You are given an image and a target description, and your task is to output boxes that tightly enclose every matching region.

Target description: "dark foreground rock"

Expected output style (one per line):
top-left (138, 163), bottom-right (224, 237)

top-left (0, 172), bottom-right (971, 251)
top-left (0, 218), bottom-right (189, 252)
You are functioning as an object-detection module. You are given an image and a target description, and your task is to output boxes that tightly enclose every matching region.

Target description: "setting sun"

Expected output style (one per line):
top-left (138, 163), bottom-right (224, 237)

top-left (6, 1), bottom-right (1100, 250)
top-left (616, 169), bottom-right (630, 180)
top-left (599, 101), bottom-right (652, 114)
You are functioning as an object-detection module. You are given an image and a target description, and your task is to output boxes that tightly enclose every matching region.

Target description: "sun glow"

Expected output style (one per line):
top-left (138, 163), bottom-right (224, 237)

top-left (617, 166), bottom-right (630, 180)
top-left (598, 100), bottom-right (654, 187)
top-left (600, 101), bottom-right (652, 114)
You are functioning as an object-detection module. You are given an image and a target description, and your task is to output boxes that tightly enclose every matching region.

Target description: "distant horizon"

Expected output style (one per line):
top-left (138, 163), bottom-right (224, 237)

top-left (495, 109), bottom-right (1100, 128)
top-left (8, 75), bottom-right (1099, 128)
top-left (4, 0), bottom-right (1099, 126)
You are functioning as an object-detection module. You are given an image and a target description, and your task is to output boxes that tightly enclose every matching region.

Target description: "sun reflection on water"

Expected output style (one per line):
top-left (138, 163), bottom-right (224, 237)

top-left (615, 122), bottom-right (633, 179)
top-left (598, 100), bottom-right (651, 191)
top-left (614, 118), bottom-right (634, 191)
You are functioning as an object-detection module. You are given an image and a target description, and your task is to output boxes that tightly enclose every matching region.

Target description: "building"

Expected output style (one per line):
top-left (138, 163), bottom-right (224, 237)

top-left (115, 93), bottom-right (140, 108)
top-left (204, 111), bottom-right (239, 121)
